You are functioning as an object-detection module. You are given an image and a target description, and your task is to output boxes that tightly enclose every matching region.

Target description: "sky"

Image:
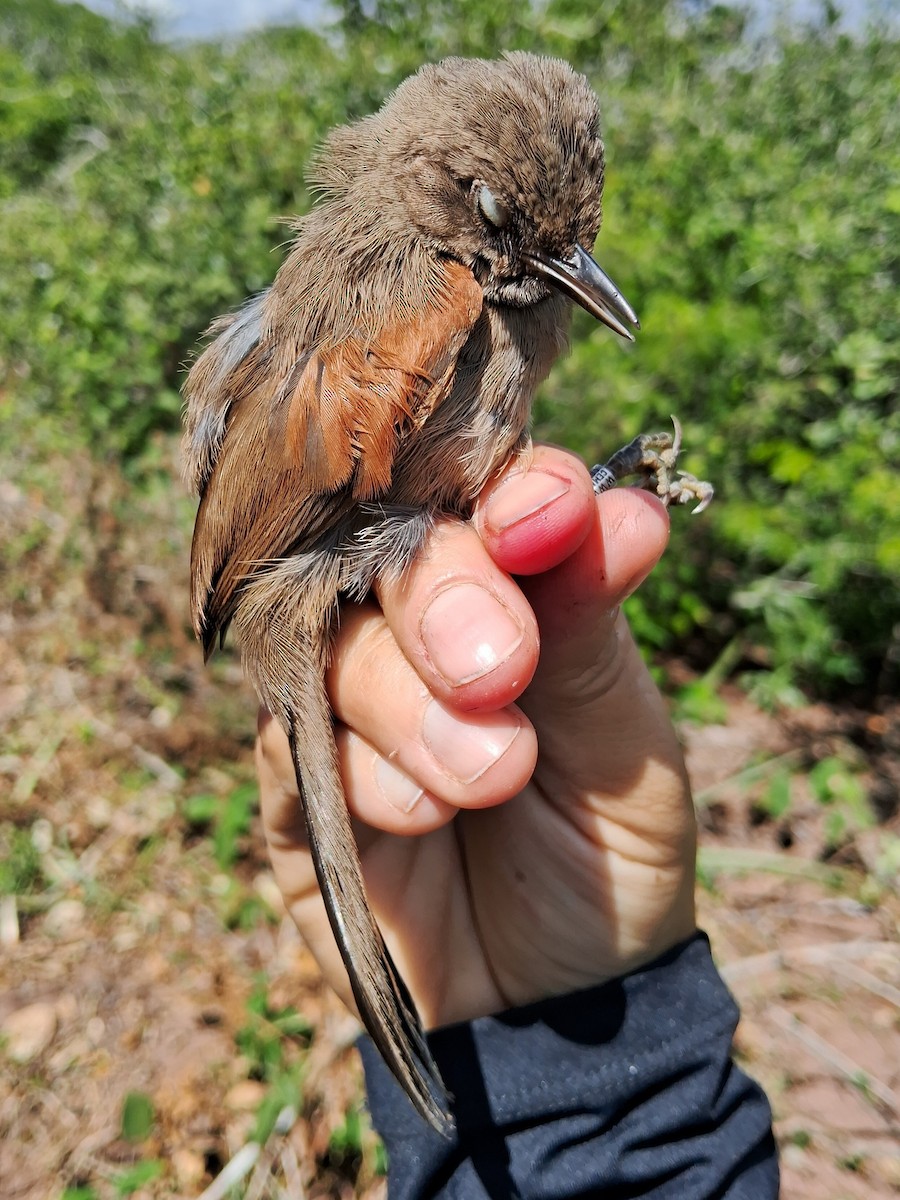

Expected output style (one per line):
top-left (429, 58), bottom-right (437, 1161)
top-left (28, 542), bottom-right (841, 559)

top-left (78, 0), bottom-right (321, 38)
top-left (72, 0), bottom-right (889, 40)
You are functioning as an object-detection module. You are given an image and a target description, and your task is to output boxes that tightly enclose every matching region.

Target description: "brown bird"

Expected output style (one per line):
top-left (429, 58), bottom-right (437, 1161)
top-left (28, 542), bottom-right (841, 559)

top-left (183, 52), bottom-right (706, 1130)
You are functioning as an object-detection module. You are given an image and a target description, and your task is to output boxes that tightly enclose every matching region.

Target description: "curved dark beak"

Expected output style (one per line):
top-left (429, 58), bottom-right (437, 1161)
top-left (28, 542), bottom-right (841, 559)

top-left (523, 244), bottom-right (640, 342)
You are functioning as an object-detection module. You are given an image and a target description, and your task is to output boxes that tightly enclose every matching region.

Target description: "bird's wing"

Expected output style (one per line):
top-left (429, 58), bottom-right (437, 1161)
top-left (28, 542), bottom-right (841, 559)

top-left (185, 259), bottom-right (483, 655)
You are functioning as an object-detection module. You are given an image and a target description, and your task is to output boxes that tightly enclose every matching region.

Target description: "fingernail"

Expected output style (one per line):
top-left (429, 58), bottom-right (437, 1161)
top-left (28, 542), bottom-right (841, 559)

top-left (420, 583), bottom-right (524, 686)
top-left (373, 756), bottom-right (424, 814)
top-left (485, 469), bottom-right (570, 532)
top-left (422, 701), bottom-right (521, 784)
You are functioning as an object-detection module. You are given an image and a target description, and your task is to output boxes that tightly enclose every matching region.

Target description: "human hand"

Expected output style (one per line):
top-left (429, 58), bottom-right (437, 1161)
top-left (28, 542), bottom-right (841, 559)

top-left (256, 444), bottom-right (696, 1029)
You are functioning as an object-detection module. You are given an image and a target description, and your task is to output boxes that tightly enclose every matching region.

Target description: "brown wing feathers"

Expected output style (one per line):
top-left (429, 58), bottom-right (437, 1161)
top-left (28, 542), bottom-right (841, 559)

top-left (284, 260), bottom-right (482, 501)
top-left (187, 260), bottom-right (482, 650)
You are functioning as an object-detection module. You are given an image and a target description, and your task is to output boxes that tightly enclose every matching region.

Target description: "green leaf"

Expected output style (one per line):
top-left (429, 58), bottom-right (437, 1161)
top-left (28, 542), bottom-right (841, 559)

top-left (760, 770), bottom-right (792, 821)
top-left (113, 1159), bottom-right (164, 1196)
top-left (182, 793), bottom-right (218, 827)
top-left (120, 1091), bottom-right (155, 1142)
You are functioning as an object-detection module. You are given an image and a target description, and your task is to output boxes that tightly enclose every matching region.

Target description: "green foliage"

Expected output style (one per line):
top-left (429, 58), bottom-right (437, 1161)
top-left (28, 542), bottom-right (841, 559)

top-left (870, 833), bottom-right (900, 891)
top-left (0, 826), bottom-right (45, 895)
top-left (111, 1159), bottom-right (164, 1196)
top-left (533, 6), bottom-right (899, 698)
top-left (808, 755), bottom-right (873, 849)
top-left (251, 1069), bottom-right (302, 1143)
top-left (183, 782), bottom-right (257, 868)
top-left (238, 979), bottom-right (313, 1066)
top-left (1, 0), bottom-right (896, 696)
top-left (235, 978), bottom-right (311, 1141)
top-left (0, 1), bottom-right (338, 456)
top-left (327, 1100), bottom-right (387, 1177)
top-left (673, 677), bottom-right (729, 724)
top-left (673, 636), bottom-right (742, 722)
top-left (119, 1090), bottom-right (155, 1142)
top-left (758, 769), bottom-right (793, 822)
top-left (741, 750), bottom-right (873, 851)
top-left (327, 1104), bottom-right (370, 1173)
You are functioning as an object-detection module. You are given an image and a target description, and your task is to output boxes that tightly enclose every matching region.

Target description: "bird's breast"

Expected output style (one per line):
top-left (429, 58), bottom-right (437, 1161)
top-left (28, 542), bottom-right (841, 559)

top-left (388, 298), bottom-right (568, 511)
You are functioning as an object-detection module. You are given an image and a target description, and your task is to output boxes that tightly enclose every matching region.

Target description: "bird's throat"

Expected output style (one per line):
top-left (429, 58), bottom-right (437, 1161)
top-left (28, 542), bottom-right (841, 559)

top-left (486, 274), bottom-right (553, 309)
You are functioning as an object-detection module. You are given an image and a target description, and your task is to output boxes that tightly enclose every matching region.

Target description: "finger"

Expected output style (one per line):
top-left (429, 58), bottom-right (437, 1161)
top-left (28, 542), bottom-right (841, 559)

top-left (256, 698), bottom-right (488, 844)
top-left (327, 600), bottom-right (538, 814)
top-left (375, 518), bottom-right (541, 712)
top-left (522, 485), bottom-right (669, 651)
top-left (335, 726), bottom-right (459, 835)
top-left (474, 443), bottom-right (597, 576)
top-left (520, 484), bottom-right (669, 715)
top-left (517, 489), bottom-right (692, 854)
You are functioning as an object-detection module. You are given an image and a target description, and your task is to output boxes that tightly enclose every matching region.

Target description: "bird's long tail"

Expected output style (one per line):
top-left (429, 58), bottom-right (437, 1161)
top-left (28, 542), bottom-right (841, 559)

top-left (242, 592), bottom-right (450, 1132)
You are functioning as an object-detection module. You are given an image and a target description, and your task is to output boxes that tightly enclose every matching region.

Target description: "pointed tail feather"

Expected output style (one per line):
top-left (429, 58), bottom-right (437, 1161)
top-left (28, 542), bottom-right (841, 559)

top-left (237, 575), bottom-right (451, 1130)
top-left (286, 712), bottom-right (452, 1133)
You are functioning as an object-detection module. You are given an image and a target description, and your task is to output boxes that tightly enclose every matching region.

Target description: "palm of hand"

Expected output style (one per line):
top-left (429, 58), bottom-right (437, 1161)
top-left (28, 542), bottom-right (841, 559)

top-left (257, 450), bottom-right (696, 1029)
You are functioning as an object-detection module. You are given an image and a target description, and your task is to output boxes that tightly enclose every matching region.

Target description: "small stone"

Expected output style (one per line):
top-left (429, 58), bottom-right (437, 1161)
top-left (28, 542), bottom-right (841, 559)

top-left (225, 1080), bottom-right (266, 1111)
top-left (112, 926), bottom-right (141, 952)
top-left (137, 950), bottom-right (169, 984)
top-left (170, 911), bottom-right (192, 935)
top-left (31, 819), bottom-right (53, 854)
top-left (141, 892), bottom-right (168, 918)
top-left (171, 1147), bottom-right (206, 1187)
top-left (253, 871), bottom-right (285, 915)
top-left (85, 796), bottom-right (112, 828)
top-left (55, 994), bottom-right (78, 1023)
top-left (0, 896), bottom-right (19, 946)
top-left (150, 706), bottom-right (173, 729)
top-left (44, 898), bottom-right (86, 937)
top-left (86, 1016), bottom-right (105, 1045)
top-left (225, 1112), bottom-right (256, 1155)
top-left (1, 1001), bottom-right (57, 1062)
top-left (871, 1004), bottom-right (895, 1029)
top-left (781, 1144), bottom-right (809, 1171)
top-left (871, 1157), bottom-right (900, 1188)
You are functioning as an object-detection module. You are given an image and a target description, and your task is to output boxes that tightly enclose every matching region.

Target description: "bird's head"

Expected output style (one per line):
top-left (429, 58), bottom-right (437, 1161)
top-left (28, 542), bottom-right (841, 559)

top-left (310, 53), bottom-right (639, 340)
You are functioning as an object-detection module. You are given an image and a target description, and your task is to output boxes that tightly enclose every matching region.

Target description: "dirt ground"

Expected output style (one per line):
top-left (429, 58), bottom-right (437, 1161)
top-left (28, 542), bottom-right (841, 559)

top-left (2, 442), bottom-right (898, 1199)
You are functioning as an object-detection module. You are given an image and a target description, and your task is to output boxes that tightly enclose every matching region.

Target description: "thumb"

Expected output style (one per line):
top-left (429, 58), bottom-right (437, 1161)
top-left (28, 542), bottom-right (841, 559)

top-left (522, 484), bottom-right (669, 660)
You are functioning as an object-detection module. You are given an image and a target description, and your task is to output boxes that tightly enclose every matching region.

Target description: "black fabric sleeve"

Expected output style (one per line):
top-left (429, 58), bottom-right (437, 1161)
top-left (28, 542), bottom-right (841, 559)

top-left (359, 931), bottom-right (778, 1199)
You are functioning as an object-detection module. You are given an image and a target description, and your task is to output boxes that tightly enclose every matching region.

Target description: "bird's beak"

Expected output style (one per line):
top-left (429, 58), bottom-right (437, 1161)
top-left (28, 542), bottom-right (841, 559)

top-left (523, 244), bottom-right (640, 342)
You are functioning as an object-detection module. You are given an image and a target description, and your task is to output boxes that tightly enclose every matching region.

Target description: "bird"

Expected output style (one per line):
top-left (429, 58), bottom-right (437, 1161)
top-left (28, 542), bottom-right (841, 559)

top-left (182, 52), bottom-right (705, 1130)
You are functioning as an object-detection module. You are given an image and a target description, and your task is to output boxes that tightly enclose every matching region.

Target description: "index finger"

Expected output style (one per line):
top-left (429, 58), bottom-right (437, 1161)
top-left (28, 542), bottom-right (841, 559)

top-left (374, 446), bottom-right (596, 713)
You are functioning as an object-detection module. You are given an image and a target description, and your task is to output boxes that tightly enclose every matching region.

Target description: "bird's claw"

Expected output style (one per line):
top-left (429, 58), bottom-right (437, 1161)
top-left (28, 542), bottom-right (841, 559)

top-left (665, 471), bottom-right (715, 514)
top-left (589, 416), bottom-right (714, 515)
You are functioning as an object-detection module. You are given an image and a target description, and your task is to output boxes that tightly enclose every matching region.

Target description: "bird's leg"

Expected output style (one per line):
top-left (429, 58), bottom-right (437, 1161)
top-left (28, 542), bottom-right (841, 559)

top-left (589, 416), bottom-right (714, 514)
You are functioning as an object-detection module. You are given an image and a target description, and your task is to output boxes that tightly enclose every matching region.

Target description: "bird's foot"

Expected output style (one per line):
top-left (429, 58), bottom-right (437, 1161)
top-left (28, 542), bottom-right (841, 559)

top-left (589, 416), bottom-right (714, 514)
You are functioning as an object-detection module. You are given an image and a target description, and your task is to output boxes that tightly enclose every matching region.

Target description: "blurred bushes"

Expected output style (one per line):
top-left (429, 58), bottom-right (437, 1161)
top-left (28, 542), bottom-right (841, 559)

top-left (1, 0), bottom-right (896, 698)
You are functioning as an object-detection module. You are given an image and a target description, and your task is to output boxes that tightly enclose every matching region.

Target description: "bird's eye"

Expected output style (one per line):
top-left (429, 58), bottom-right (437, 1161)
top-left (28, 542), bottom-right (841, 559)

top-left (476, 184), bottom-right (509, 229)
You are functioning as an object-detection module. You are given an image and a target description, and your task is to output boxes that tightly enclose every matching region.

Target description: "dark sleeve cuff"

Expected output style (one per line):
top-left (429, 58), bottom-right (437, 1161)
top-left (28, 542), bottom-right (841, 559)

top-left (360, 931), bottom-right (778, 1199)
